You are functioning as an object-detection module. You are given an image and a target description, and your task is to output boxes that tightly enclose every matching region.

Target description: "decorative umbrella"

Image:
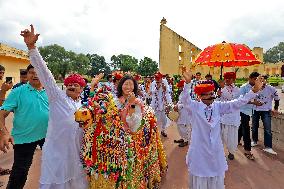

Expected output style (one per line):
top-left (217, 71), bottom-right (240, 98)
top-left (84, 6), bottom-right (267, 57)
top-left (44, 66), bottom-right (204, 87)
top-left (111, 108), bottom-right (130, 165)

top-left (194, 41), bottom-right (261, 79)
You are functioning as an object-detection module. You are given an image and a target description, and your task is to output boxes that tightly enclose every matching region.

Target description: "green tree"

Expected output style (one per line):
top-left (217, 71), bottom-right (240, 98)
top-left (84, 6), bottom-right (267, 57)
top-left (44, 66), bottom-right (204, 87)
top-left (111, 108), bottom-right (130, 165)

top-left (137, 57), bottom-right (158, 76)
top-left (87, 54), bottom-right (111, 76)
top-left (39, 44), bottom-right (90, 79)
top-left (111, 54), bottom-right (138, 72)
top-left (264, 42), bottom-right (284, 63)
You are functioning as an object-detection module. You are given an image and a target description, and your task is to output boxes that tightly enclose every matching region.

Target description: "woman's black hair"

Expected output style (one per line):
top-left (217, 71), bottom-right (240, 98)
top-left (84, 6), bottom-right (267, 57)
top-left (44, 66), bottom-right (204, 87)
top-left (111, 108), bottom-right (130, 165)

top-left (117, 75), bottom-right (138, 98)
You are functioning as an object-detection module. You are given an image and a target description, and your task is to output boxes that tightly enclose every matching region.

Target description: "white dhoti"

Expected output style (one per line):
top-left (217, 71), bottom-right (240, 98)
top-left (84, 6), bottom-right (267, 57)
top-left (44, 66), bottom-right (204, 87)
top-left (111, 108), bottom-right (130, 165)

top-left (189, 174), bottom-right (225, 189)
top-left (40, 175), bottom-right (88, 189)
top-left (221, 124), bottom-right (239, 154)
top-left (155, 110), bottom-right (168, 132)
top-left (177, 124), bottom-right (191, 142)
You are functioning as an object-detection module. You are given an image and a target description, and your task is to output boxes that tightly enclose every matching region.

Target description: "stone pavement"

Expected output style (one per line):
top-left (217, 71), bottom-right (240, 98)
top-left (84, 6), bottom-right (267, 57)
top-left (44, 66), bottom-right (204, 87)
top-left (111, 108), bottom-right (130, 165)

top-left (0, 89), bottom-right (284, 189)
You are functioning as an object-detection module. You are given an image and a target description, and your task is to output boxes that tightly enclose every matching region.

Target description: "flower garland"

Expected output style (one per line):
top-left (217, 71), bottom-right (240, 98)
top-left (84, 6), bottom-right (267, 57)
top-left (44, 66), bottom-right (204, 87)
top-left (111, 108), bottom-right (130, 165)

top-left (76, 85), bottom-right (167, 189)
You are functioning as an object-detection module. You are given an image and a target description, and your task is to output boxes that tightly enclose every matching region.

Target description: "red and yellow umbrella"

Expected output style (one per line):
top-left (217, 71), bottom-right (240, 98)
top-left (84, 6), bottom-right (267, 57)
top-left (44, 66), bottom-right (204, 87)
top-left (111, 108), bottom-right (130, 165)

top-left (194, 41), bottom-right (261, 79)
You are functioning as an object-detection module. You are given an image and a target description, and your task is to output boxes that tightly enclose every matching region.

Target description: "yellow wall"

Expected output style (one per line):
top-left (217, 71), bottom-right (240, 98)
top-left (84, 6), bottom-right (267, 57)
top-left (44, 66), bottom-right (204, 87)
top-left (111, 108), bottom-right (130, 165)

top-left (0, 56), bottom-right (30, 83)
top-left (159, 18), bottom-right (284, 79)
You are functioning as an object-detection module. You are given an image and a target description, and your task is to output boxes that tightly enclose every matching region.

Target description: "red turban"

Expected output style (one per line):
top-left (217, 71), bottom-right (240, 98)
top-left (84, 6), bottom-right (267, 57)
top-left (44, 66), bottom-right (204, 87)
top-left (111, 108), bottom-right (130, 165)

top-left (133, 74), bottom-right (141, 81)
top-left (154, 72), bottom-right (164, 81)
top-left (177, 80), bottom-right (185, 88)
top-left (64, 74), bottom-right (86, 87)
top-left (114, 73), bottom-right (123, 80)
top-left (223, 72), bottom-right (236, 80)
top-left (194, 84), bottom-right (215, 96)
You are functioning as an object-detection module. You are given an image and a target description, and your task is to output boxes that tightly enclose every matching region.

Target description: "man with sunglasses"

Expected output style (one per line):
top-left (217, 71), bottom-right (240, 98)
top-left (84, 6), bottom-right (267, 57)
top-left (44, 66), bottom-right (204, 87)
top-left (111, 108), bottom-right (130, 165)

top-left (181, 68), bottom-right (263, 189)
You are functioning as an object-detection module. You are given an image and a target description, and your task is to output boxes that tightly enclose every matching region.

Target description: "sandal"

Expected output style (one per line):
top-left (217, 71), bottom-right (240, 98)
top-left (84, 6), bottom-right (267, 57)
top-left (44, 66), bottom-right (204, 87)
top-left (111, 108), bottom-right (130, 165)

top-left (244, 153), bottom-right (255, 160)
top-left (0, 169), bottom-right (11, 176)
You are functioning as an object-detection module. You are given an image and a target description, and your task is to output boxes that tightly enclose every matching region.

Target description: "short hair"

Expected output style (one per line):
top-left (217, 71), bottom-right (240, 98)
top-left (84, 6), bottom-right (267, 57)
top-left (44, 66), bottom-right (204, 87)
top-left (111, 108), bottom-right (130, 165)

top-left (27, 64), bottom-right (34, 71)
top-left (117, 75), bottom-right (138, 98)
top-left (0, 65), bottom-right (5, 71)
top-left (205, 74), bottom-right (212, 78)
top-left (196, 72), bottom-right (201, 76)
top-left (20, 70), bottom-right (27, 76)
top-left (262, 75), bottom-right (269, 80)
top-left (106, 74), bottom-right (113, 81)
top-left (249, 72), bottom-right (260, 79)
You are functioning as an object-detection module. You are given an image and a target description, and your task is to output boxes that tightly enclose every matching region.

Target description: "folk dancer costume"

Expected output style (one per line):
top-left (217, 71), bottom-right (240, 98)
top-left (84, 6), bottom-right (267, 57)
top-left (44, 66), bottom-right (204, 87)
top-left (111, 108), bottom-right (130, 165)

top-left (174, 80), bottom-right (192, 147)
top-left (219, 72), bottom-right (240, 159)
top-left (75, 85), bottom-right (167, 189)
top-left (182, 82), bottom-right (258, 189)
top-left (150, 72), bottom-right (173, 136)
top-left (29, 49), bottom-right (88, 189)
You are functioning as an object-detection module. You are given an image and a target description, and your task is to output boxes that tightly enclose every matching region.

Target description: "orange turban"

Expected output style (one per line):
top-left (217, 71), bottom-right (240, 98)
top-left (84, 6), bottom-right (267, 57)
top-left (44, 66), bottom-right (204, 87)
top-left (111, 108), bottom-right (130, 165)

top-left (133, 74), bottom-right (141, 81)
top-left (113, 73), bottom-right (123, 80)
top-left (194, 84), bottom-right (215, 95)
top-left (223, 72), bottom-right (236, 79)
top-left (64, 74), bottom-right (86, 87)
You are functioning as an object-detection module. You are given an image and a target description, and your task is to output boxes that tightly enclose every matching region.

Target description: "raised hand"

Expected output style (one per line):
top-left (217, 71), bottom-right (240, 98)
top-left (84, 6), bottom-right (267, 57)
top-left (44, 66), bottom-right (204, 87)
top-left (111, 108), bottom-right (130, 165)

top-left (20, 24), bottom-right (40, 50)
top-left (91, 73), bottom-right (104, 87)
top-left (128, 92), bottom-right (136, 104)
top-left (252, 76), bottom-right (264, 93)
top-left (182, 66), bottom-right (192, 84)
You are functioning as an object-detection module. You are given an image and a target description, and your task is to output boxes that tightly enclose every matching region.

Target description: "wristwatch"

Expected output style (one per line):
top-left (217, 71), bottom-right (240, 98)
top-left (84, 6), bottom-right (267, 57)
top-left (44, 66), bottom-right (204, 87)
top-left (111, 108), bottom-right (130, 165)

top-left (131, 104), bottom-right (136, 109)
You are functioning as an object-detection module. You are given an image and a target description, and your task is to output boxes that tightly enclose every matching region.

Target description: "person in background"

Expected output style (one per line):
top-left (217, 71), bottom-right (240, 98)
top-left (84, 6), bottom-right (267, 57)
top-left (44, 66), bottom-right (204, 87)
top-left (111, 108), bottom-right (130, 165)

top-left (0, 64), bottom-right (48, 189)
top-left (189, 72), bottom-right (202, 100)
top-left (80, 78), bottom-right (90, 104)
top-left (251, 75), bottom-right (280, 155)
top-left (238, 72), bottom-right (260, 160)
top-left (205, 74), bottom-right (219, 92)
top-left (0, 65), bottom-right (13, 106)
top-left (12, 70), bottom-right (28, 89)
top-left (105, 74), bottom-right (114, 91)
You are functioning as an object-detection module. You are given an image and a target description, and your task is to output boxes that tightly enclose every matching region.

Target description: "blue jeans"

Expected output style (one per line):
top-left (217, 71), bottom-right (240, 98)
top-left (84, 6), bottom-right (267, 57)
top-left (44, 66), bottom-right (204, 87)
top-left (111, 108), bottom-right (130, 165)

top-left (252, 110), bottom-right (272, 148)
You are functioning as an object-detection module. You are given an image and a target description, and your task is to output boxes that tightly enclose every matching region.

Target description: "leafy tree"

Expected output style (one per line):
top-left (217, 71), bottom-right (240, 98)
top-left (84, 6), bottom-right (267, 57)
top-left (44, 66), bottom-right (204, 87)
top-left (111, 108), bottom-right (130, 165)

top-left (111, 54), bottom-right (138, 72)
top-left (264, 42), bottom-right (284, 63)
top-left (137, 57), bottom-right (158, 76)
top-left (39, 44), bottom-right (91, 79)
top-left (87, 54), bottom-right (111, 76)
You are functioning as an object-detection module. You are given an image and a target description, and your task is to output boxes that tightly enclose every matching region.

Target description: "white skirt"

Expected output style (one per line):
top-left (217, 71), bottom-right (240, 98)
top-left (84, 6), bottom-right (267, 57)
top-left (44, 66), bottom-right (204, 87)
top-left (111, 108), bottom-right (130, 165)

top-left (177, 124), bottom-right (192, 142)
top-left (221, 124), bottom-right (238, 154)
top-left (40, 175), bottom-right (88, 189)
top-left (189, 174), bottom-right (225, 189)
top-left (155, 110), bottom-right (168, 131)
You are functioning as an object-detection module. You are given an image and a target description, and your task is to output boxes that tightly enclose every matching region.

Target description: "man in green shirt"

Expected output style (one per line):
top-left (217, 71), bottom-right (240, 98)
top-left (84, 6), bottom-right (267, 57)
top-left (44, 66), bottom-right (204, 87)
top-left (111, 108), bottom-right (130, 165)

top-left (0, 64), bottom-right (49, 189)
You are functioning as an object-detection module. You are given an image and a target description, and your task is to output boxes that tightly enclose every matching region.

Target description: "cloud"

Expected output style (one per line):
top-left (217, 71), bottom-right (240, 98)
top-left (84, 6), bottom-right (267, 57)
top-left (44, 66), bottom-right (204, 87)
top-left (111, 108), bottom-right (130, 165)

top-left (0, 0), bottom-right (284, 62)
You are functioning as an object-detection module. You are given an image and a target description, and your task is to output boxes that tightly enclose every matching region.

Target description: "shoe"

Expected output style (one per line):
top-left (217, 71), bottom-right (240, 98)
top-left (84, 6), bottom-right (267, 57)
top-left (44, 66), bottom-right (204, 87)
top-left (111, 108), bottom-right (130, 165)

top-left (228, 153), bottom-right (235, 160)
top-left (178, 141), bottom-right (188, 147)
top-left (263, 148), bottom-right (277, 155)
top-left (251, 141), bottom-right (258, 147)
top-left (161, 131), bottom-right (167, 137)
top-left (174, 139), bottom-right (184, 143)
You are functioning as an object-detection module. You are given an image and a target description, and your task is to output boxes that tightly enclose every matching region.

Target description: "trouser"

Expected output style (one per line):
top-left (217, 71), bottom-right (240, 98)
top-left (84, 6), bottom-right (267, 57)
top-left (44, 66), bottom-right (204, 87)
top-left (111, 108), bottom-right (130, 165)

top-left (6, 138), bottom-right (45, 189)
top-left (189, 173), bottom-right (225, 189)
top-left (177, 124), bottom-right (191, 142)
top-left (221, 124), bottom-right (238, 154)
top-left (239, 112), bottom-right (252, 151)
top-left (155, 110), bottom-right (168, 132)
top-left (252, 110), bottom-right (272, 148)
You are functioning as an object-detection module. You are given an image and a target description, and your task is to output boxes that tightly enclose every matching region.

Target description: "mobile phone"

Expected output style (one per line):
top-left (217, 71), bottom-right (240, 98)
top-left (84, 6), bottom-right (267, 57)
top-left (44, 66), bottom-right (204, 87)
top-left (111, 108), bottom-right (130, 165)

top-left (5, 77), bottom-right (12, 83)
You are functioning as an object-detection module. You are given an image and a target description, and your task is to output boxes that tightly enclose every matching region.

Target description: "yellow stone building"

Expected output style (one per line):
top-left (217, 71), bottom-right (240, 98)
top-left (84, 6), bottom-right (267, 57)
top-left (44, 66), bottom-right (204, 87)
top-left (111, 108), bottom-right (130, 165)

top-left (159, 18), bottom-right (284, 79)
top-left (0, 43), bottom-right (30, 83)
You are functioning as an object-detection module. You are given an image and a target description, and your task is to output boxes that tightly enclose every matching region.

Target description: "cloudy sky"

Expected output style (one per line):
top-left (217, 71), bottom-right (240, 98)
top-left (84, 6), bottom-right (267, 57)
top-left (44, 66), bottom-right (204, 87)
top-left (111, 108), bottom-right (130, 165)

top-left (1, 0), bottom-right (284, 62)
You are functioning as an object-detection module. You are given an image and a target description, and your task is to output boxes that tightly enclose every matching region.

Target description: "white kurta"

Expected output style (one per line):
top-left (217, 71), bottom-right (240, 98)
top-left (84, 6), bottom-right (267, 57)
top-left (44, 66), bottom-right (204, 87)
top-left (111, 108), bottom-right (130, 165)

top-left (150, 79), bottom-right (172, 131)
top-left (219, 85), bottom-right (240, 153)
top-left (29, 49), bottom-right (88, 189)
top-left (182, 83), bottom-right (256, 178)
top-left (177, 91), bottom-right (192, 142)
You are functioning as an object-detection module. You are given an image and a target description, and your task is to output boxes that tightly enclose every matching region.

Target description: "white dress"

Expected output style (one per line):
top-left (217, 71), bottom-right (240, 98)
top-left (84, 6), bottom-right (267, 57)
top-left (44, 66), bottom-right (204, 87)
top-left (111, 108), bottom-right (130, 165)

top-left (29, 49), bottom-right (88, 189)
top-left (182, 83), bottom-right (256, 189)
top-left (219, 85), bottom-right (240, 154)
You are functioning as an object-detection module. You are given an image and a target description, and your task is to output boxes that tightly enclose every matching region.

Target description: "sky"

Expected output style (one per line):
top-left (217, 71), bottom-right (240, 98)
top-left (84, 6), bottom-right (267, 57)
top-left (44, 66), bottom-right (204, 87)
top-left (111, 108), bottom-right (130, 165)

top-left (1, 0), bottom-right (284, 62)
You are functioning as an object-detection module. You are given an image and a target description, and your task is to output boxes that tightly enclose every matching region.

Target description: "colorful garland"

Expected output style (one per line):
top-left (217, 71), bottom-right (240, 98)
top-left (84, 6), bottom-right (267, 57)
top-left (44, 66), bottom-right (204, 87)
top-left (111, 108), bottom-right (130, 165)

top-left (75, 85), bottom-right (167, 189)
